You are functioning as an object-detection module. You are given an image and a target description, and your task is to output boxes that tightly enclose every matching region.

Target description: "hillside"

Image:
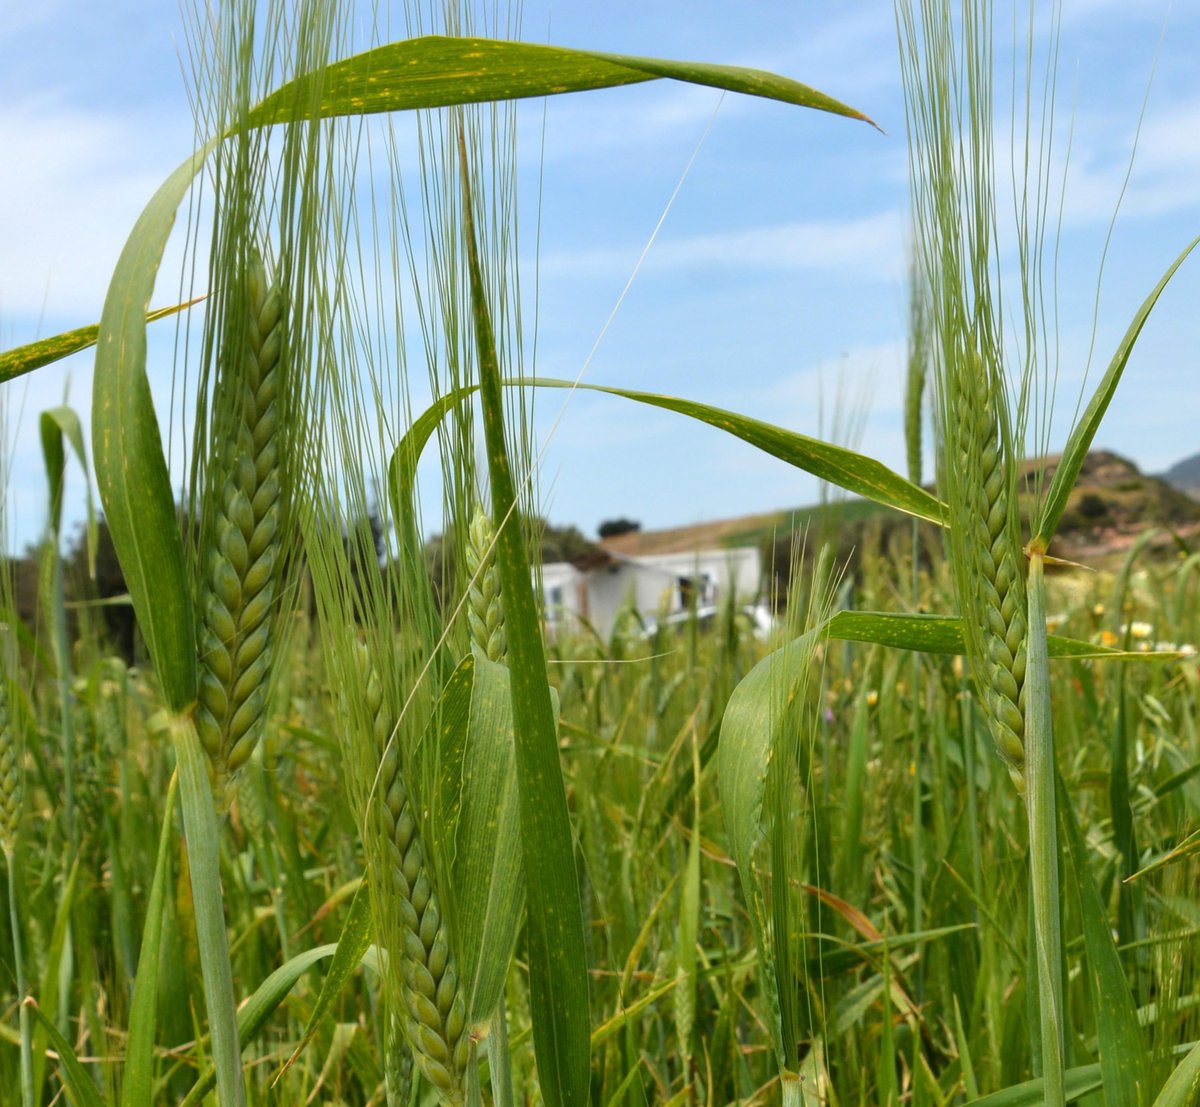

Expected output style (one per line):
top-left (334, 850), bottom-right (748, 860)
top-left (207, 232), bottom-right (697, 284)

top-left (1163, 450), bottom-right (1200, 497)
top-left (600, 449), bottom-right (1200, 567)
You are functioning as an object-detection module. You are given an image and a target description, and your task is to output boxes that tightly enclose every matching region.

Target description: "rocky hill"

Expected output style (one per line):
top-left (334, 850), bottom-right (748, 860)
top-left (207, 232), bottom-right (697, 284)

top-left (601, 450), bottom-right (1200, 569)
top-left (1163, 451), bottom-right (1200, 498)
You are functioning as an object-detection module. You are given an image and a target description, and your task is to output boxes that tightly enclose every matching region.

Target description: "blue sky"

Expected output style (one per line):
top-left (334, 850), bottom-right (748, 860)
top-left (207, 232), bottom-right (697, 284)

top-left (2, 1), bottom-right (1199, 554)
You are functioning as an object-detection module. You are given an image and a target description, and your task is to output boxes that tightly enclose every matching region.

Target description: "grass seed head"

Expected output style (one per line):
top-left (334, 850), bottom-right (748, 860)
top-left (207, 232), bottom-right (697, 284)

top-left (0, 679), bottom-right (20, 859)
top-left (362, 652), bottom-right (470, 1103)
top-left (196, 252), bottom-right (285, 793)
top-left (466, 506), bottom-right (506, 663)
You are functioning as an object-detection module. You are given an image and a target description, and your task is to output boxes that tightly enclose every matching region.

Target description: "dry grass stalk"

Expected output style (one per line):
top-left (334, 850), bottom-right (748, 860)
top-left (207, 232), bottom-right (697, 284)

top-left (196, 254), bottom-right (285, 791)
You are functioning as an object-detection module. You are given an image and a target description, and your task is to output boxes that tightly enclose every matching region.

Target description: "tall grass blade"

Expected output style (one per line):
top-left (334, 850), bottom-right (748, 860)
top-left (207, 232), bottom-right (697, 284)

top-left (23, 1001), bottom-right (106, 1107)
top-left (92, 147), bottom-right (214, 713)
top-left (120, 772), bottom-right (178, 1107)
top-left (459, 131), bottom-right (590, 1106)
top-left (1057, 775), bottom-right (1147, 1107)
top-left (718, 624), bottom-right (823, 1070)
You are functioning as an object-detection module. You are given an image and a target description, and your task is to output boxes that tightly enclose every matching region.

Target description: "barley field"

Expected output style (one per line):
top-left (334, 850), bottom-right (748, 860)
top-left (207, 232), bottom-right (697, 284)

top-left (1, 1), bottom-right (1198, 1105)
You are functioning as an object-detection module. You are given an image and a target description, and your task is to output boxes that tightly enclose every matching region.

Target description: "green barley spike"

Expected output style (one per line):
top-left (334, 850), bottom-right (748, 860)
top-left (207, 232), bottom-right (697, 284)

top-left (466, 507), bottom-right (506, 663)
top-left (383, 1011), bottom-right (415, 1106)
top-left (363, 658), bottom-right (470, 1103)
top-left (0, 678), bottom-right (20, 859)
top-left (952, 351), bottom-right (1028, 792)
top-left (196, 253), bottom-right (284, 793)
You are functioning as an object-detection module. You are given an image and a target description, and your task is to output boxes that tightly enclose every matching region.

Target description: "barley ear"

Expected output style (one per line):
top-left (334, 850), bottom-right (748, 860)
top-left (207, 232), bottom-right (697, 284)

top-left (195, 253), bottom-right (285, 795)
top-left (362, 658), bottom-right (470, 1103)
top-left (0, 677), bottom-right (20, 859)
top-left (953, 350), bottom-right (1028, 791)
top-left (466, 507), bottom-right (506, 663)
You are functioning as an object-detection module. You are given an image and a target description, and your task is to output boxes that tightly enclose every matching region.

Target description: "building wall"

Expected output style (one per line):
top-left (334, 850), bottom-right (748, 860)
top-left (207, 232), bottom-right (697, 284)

top-left (538, 547), bottom-right (762, 640)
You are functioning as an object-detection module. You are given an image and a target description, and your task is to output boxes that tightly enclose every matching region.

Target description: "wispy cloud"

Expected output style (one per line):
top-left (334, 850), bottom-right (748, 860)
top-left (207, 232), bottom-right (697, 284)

top-left (538, 210), bottom-right (904, 282)
top-left (0, 96), bottom-right (190, 325)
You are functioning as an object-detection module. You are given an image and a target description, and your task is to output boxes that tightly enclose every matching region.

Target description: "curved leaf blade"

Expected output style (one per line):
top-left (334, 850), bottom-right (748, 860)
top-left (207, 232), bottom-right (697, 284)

top-left (248, 35), bottom-right (873, 127)
top-left (389, 380), bottom-right (947, 527)
top-left (23, 1001), bottom-right (106, 1107)
top-left (276, 879), bottom-right (374, 1081)
top-left (0, 299), bottom-right (203, 386)
top-left (1151, 1040), bottom-right (1200, 1107)
top-left (180, 943), bottom-right (343, 1107)
top-left (717, 626), bottom-right (822, 1067)
top-left (39, 405), bottom-right (96, 572)
top-left (532, 379), bottom-right (947, 526)
top-left (92, 150), bottom-right (211, 712)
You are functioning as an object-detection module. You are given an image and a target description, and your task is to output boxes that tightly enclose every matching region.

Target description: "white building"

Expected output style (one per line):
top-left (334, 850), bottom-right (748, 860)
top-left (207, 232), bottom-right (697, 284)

top-left (538, 545), bottom-right (762, 640)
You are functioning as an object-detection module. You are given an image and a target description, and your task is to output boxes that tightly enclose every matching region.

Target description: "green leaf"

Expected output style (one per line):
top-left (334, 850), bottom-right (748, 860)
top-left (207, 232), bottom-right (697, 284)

top-left (528, 379), bottom-right (947, 526)
top-left (180, 943), bottom-right (344, 1107)
top-left (1036, 234), bottom-right (1200, 546)
top-left (717, 625), bottom-right (823, 1069)
top-left (92, 150), bottom-right (213, 713)
top-left (23, 1001), bottom-right (106, 1107)
top-left (1150, 1040), bottom-right (1200, 1107)
top-left (31, 857), bottom-right (80, 1102)
top-left (390, 379), bottom-right (947, 527)
top-left (452, 653), bottom-right (525, 1023)
top-left (1126, 824), bottom-right (1200, 883)
top-left (0, 299), bottom-right (201, 385)
top-left (276, 879), bottom-right (374, 1081)
top-left (963, 1062), bottom-right (1103, 1105)
top-left (171, 715), bottom-right (246, 1107)
top-left (247, 35), bottom-right (873, 127)
top-left (121, 772), bottom-right (179, 1107)
top-left (39, 405), bottom-right (96, 572)
top-left (822, 610), bottom-right (1181, 661)
top-left (459, 136), bottom-right (589, 1107)
top-left (1058, 774), bottom-right (1148, 1107)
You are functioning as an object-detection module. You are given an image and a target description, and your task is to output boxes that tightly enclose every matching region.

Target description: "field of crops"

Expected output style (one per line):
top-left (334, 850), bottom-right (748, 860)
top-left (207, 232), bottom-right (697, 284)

top-left (2, 1), bottom-right (1198, 1105)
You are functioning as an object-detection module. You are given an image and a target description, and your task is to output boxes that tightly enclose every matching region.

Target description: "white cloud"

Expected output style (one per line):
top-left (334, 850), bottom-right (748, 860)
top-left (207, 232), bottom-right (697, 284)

top-left (538, 210), bottom-right (905, 282)
top-left (0, 95), bottom-right (193, 325)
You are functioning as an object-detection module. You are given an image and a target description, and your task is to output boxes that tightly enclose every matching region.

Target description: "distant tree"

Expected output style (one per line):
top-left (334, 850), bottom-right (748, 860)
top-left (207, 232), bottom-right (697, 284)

top-left (1077, 492), bottom-right (1109, 523)
top-left (63, 517), bottom-right (138, 660)
top-left (598, 517), bottom-right (640, 539)
top-left (532, 517), bottom-right (596, 563)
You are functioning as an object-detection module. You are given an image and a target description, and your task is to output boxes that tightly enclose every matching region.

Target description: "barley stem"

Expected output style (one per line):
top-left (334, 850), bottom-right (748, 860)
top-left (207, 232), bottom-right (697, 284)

top-left (6, 858), bottom-right (33, 1107)
top-left (1024, 552), bottom-right (1064, 1106)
